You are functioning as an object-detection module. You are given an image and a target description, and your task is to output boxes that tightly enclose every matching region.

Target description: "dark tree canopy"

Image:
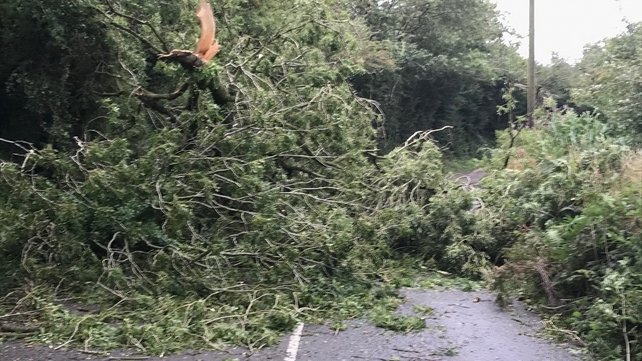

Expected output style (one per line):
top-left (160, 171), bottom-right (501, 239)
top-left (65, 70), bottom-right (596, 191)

top-left (350, 0), bottom-right (525, 155)
top-left (0, 0), bottom-right (115, 157)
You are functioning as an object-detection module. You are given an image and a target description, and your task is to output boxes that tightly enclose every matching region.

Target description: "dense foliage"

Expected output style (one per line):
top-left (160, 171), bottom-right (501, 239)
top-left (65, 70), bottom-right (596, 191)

top-left (468, 25), bottom-right (642, 358)
top-left (1, 0), bottom-right (641, 359)
top-left (475, 107), bottom-right (641, 360)
top-left (573, 23), bottom-right (642, 143)
top-left (0, 0), bottom-right (114, 155)
top-left (350, 0), bottom-right (525, 155)
top-left (478, 24), bottom-right (642, 360)
top-left (0, 0), bottom-right (476, 353)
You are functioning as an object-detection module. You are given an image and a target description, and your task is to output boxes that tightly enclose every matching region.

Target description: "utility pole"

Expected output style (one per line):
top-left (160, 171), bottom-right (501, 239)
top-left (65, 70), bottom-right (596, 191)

top-left (527, 0), bottom-right (536, 127)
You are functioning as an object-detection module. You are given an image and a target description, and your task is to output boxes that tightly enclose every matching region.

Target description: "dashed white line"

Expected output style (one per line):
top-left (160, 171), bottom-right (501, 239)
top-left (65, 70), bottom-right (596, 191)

top-left (284, 323), bottom-right (305, 361)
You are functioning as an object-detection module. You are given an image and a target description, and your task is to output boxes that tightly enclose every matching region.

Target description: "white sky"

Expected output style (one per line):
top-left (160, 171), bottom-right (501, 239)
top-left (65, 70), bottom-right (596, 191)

top-left (492, 0), bottom-right (642, 64)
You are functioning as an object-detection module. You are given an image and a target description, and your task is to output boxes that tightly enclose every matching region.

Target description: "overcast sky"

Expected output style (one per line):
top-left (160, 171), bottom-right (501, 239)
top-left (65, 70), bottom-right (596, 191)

top-left (491, 0), bottom-right (642, 64)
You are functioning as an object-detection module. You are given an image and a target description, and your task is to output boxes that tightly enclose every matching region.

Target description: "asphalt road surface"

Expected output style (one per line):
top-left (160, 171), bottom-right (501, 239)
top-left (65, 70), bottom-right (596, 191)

top-left (452, 168), bottom-right (487, 189)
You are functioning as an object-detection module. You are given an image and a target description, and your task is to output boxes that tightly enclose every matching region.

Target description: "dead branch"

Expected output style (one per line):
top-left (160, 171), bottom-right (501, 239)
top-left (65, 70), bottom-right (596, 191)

top-left (158, 50), bottom-right (205, 69)
top-left (395, 126), bottom-right (454, 153)
top-left (158, 0), bottom-right (221, 69)
top-left (495, 258), bottom-right (559, 306)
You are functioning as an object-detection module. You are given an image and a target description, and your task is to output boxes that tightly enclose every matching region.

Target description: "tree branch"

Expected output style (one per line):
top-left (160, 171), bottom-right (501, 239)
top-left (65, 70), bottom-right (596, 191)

top-left (101, 0), bottom-right (170, 52)
top-left (134, 82), bottom-right (190, 100)
top-left (92, 4), bottom-right (164, 54)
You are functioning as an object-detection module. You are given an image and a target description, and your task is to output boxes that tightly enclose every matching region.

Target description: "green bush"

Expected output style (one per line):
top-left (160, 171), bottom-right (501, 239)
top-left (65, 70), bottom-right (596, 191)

top-left (478, 111), bottom-right (642, 360)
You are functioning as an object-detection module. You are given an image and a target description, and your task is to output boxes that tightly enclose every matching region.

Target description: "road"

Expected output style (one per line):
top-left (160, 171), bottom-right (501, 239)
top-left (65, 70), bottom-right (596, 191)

top-left (452, 168), bottom-right (487, 189)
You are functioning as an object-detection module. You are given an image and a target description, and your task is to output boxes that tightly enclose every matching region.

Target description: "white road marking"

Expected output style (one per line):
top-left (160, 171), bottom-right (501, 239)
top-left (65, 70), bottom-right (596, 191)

top-left (284, 323), bottom-right (305, 361)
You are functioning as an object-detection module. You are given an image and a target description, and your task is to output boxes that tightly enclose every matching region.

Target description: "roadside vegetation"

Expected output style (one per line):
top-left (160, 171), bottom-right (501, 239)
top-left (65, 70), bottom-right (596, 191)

top-left (0, 0), bottom-right (640, 360)
top-left (473, 24), bottom-right (642, 360)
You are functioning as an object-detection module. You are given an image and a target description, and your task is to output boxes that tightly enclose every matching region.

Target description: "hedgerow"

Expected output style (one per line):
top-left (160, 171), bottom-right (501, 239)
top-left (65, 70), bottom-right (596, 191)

top-left (478, 111), bottom-right (642, 360)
